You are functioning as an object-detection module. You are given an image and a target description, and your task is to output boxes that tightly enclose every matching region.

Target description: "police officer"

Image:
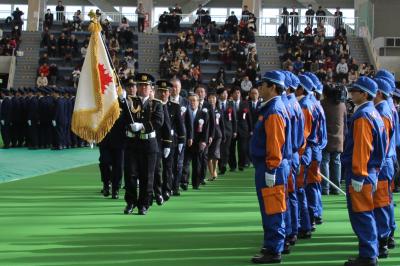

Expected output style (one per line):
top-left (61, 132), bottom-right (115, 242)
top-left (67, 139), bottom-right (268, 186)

top-left (250, 71), bottom-right (291, 263)
top-left (123, 73), bottom-right (164, 215)
top-left (153, 81), bottom-right (172, 205)
top-left (26, 87), bottom-right (40, 149)
top-left (51, 87), bottom-right (66, 150)
top-left (0, 88), bottom-right (12, 148)
top-left (159, 80), bottom-right (186, 197)
top-left (342, 77), bottom-right (386, 266)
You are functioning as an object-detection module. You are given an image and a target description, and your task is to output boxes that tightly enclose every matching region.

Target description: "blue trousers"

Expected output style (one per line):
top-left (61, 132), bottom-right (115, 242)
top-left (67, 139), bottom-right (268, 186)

top-left (254, 157), bottom-right (290, 253)
top-left (346, 170), bottom-right (378, 259)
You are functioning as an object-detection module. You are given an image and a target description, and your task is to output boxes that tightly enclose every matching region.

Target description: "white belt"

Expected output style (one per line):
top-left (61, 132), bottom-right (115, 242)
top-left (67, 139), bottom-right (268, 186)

top-left (126, 131), bottom-right (156, 139)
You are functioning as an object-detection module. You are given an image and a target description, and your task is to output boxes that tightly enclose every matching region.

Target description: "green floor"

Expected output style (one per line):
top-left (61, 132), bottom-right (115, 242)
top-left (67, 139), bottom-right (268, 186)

top-left (0, 165), bottom-right (399, 266)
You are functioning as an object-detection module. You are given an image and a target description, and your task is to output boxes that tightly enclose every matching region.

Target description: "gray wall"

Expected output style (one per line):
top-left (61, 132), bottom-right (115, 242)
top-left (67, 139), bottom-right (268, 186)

top-left (373, 0), bottom-right (400, 38)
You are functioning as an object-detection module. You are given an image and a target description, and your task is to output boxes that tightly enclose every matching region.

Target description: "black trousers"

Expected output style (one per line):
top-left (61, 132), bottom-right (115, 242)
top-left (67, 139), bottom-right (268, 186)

top-left (138, 17), bottom-right (145, 32)
top-left (1, 124), bottom-right (11, 147)
top-left (124, 146), bottom-right (157, 208)
top-left (52, 124), bottom-right (64, 148)
top-left (153, 151), bottom-right (172, 197)
top-left (173, 144), bottom-right (185, 191)
top-left (219, 135), bottom-right (232, 171)
top-left (11, 122), bottom-right (23, 146)
top-left (182, 147), bottom-right (203, 188)
top-left (39, 122), bottom-right (52, 147)
top-left (27, 124), bottom-right (39, 148)
top-left (229, 135), bottom-right (249, 169)
top-left (99, 145), bottom-right (124, 191)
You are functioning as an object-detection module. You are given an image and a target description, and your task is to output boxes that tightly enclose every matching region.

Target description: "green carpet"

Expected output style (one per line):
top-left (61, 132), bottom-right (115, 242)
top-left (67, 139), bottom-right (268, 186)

top-left (0, 148), bottom-right (98, 183)
top-left (0, 165), bottom-right (399, 266)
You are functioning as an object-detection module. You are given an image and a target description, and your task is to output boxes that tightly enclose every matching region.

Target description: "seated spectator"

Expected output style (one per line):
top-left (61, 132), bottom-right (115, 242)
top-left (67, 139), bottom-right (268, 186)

top-left (348, 69), bottom-right (357, 84)
top-left (36, 73), bottom-right (48, 87)
top-left (247, 47), bottom-right (258, 70)
top-left (49, 64), bottom-right (58, 85)
top-left (47, 34), bottom-right (57, 57)
top-left (109, 37), bottom-right (120, 55)
top-left (336, 57), bottom-right (348, 81)
top-left (192, 46), bottom-right (202, 66)
top-left (68, 35), bottom-right (79, 56)
top-left (58, 33), bottom-right (67, 56)
top-left (39, 53), bottom-right (49, 65)
top-left (118, 17), bottom-right (130, 32)
top-left (310, 59), bottom-right (319, 73)
top-left (39, 63), bottom-right (50, 77)
top-left (293, 56), bottom-right (304, 73)
top-left (202, 40), bottom-right (210, 61)
top-left (101, 19), bottom-right (112, 39)
top-left (159, 55), bottom-right (170, 79)
top-left (240, 75), bottom-right (252, 96)
top-left (44, 9), bottom-right (54, 29)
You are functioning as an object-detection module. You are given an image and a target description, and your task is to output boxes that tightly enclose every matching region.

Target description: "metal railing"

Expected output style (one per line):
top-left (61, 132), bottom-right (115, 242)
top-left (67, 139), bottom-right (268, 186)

top-left (50, 11), bottom-right (138, 23)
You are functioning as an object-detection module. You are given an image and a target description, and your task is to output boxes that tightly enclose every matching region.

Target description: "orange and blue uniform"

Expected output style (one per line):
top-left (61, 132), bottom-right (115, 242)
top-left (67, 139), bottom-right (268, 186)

top-left (342, 78), bottom-right (387, 260)
top-left (250, 91), bottom-right (292, 253)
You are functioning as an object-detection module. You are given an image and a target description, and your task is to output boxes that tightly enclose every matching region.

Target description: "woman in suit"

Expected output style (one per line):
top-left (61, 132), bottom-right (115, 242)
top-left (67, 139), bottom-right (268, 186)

top-left (207, 89), bottom-right (224, 181)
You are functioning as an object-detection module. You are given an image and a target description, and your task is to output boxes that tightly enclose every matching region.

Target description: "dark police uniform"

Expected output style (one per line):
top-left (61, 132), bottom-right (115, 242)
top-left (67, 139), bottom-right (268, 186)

top-left (26, 88), bottom-right (40, 149)
top-left (0, 89), bottom-right (12, 148)
top-left (52, 88), bottom-right (66, 150)
top-left (123, 73), bottom-right (164, 215)
top-left (153, 80), bottom-right (173, 205)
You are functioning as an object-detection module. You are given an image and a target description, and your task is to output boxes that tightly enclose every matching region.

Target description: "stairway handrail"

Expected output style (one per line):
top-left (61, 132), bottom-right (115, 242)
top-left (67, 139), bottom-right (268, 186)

top-left (7, 48), bottom-right (16, 89)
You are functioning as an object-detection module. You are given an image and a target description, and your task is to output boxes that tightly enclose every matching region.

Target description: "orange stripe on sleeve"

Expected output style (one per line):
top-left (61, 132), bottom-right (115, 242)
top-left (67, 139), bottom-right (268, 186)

top-left (352, 117), bottom-right (373, 177)
top-left (264, 114), bottom-right (285, 170)
top-left (382, 116), bottom-right (392, 152)
top-left (298, 108), bottom-right (313, 156)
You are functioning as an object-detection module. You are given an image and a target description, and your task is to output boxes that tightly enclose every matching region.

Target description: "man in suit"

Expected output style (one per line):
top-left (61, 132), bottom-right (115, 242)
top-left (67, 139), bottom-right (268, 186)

top-left (217, 87), bottom-right (237, 174)
top-left (248, 88), bottom-right (261, 126)
top-left (39, 87), bottom-right (54, 148)
top-left (0, 89), bottom-right (12, 148)
top-left (123, 73), bottom-right (164, 215)
top-left (51, 87), bottom-right (66, 150)
top-left (170, 78), bottom-right (189, 191)
top-left (10, 88), bottom-right (23, 147)
top-left (229, 86), bottom-right (253, 171)
top-left (182, 93), bottom-right (209, 189)
top-left (195, 85), bottom-right (215, 185)
top-left (153, 81), bottom-right (172, 205)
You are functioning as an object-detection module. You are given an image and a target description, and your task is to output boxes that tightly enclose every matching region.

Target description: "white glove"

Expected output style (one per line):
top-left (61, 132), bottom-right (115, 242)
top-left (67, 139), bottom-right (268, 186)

top-left (119, 90), bottom-right (127, 100)
top-left (351, 179), bottom-right (364, 192)
top-left (130, 122), bottom-right (143, 132)
top-left (163, 148), bottom-right (170, 158)
top-left (27, 120), bottom-right (31, 126)
top-left (265, 172), bottom-right (276, 188)
top-left (178, 143), bottom-right (184, 153)
top-left (0, 120), bottom-right (4, 126)
top-left (52, 120), bottom-right (56, 127)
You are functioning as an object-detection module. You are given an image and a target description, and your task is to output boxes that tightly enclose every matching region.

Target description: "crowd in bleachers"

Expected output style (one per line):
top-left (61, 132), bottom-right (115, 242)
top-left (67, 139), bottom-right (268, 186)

top-left (277, 5), bottom-right (375, 86)
top-left (39, 8), bottom-right (137, 88)
top-left (158, 5), bottom-right (260, 96)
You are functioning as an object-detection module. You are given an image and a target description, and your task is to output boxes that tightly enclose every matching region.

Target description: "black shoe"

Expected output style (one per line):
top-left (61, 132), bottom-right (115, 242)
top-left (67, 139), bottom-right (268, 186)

top-left (172, 190), bottom-right (181, 196)
top-left (388, 236), bottom-right (395, 249)
top-left (230, 168), bottom-right (237, 172)
top-left (315, 216), bottom-right (323, 225)
top-left (282, 241), bottom-right (290, 254)
top-left (378, 238), bottom-right (389, 258)
top-left (111, 191), bottom-right (119, 199)
top-left (123, 204), bottom-right (134, 214)
top-left (251, 248), bottom-right (281, 264)
top-left (138, 207), bottom-right (148, 215)
top-left (298, 231), bottom-right (312, 239)
top-left (103, 189), bottom-right (110, 197)
top-left (155, 195), bottom-right (164, 206)
top-left (344, 257), bottom-right (377, 266)
top-left (192, 186), bottom-right (200, 190)
top-left (201, 181), bottom-right (206, 185)
top-left (219, 167), bottom-right (226, 175)
top-left (288, 235), bottom-right (297, 246)
top-left (180, 184), bottom-right (188, 191)
top-left (163, 192), bottom-right (170, 201)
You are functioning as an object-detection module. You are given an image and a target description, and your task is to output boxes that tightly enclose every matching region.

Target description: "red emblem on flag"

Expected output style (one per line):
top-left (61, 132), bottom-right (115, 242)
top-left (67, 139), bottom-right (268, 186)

top-left (98, 63), bottom-right (113, 94)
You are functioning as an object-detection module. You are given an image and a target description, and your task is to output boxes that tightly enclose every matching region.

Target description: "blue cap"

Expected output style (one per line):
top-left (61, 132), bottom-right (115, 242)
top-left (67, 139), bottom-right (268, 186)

top-left (281, 71), bottom-right (292, 89)
top-left (376, 69), bottom-right (395, 82)
top-left (374, 78), bottom-right (392, 97)
top-left (379, 76), bottom-right (396, 93)
top-left (298, 75), bottom-right (314, 93)
top-left (288, 72), bottom-right (300, 89)
top-left (350, 76), bottom-right (378, 97)
top-left (304, 72), bottom-right (323, 94)
top-left (393, 88), bottom-right (400, 98)
top-left (258, 70), bottom-right (286, 88)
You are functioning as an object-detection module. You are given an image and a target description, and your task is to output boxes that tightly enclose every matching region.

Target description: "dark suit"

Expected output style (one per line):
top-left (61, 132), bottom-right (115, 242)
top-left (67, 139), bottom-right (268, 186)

top-left (0, 97), bottom-right (12, 147)
top-left (123, 96), bottom-right (164, 209)
top-left (39, 95), bottom-right (54, 148)
top-left (248, 100), bottom-right (261, 127)
top-left (26, 96), bottom-right (40, 148)
top-left (52, 96), bottom-right (66, 149)
top-left (229, 100), bottom-right (253, 170)
top-left (182, 108), bottom-right (209, 188)
top-left (165, 100), bottom-right (186, 193)
top-left (154, 103), bottom-right (172, 199)
top-left (218, 100), bottom-right (237, 172)
top-left (10, 96), bottom-right (23, 147)
top-left (170, 96), bottom-right (189, 191)
top-left (199, 100), bottom-right (215, 182)
top-left (99, 103), bottom-right (126, 193)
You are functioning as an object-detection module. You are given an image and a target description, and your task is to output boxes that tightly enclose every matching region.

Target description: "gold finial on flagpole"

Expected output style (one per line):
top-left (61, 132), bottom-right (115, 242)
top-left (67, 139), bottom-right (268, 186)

top-left (88, 9), bottom-right (101, 33)
top-left (88, 10), bottom-right (97, 21)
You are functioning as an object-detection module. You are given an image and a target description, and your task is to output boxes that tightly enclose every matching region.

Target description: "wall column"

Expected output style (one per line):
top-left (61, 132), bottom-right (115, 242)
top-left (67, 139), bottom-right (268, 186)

top-left (27, 0), bottom-right (41, 31)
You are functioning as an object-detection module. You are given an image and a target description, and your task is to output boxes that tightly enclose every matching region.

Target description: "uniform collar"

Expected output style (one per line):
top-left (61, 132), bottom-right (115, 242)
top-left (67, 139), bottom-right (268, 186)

top-left (260, 96), bottom-right (279, 108)
top-left (354, 101), bottom-right (371, 113)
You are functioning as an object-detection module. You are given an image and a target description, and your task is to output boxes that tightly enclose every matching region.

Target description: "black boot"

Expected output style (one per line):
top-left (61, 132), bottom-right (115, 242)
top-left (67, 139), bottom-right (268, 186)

top-left (388, 234), bottom-right (395, 249)
top-left (282, 240), bottom-right (290, 254)
top-left (111, 189), bottom-right (119, 199)
top-left (288, 235), bottom-right (297, 246)
top-left (315, 216), bottom-right (323, 225)
top-left (251, 248), bottom-right (282, 264)
top-left (102, 183), bottom-right (110, 197)
top-left (298, 230), bottom-right (312, 239)
top-left (344, 257), bottom-right (377, 266)
top-left (123, 204), bottom-right (134, 214)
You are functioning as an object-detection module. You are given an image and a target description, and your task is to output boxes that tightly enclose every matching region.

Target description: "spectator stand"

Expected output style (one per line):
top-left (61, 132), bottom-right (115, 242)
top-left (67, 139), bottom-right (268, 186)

top-left (38, 11), bottom-right (138, 87)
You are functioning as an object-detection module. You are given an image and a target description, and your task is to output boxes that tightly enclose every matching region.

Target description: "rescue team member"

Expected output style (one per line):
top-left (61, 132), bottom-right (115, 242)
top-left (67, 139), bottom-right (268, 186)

top-left (342, 77), bottom-right (387, 266)
top-left (250, 71), bottom-right (291, 264)
top-left (295, 75), bottom-right (316, 239)
top-left (373, 78), bottom-right (395, 259)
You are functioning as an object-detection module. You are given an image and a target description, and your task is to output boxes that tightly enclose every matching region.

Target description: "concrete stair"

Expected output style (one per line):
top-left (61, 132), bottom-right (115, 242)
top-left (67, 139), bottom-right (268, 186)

top-left (138, 33), bottom-right (160, 78)
top-left (347, 36), bottom-right (371, 65)
top-left (13, 31), bottom-right (42, 88)
top-left (256, 36), bottom-right (281, 73)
